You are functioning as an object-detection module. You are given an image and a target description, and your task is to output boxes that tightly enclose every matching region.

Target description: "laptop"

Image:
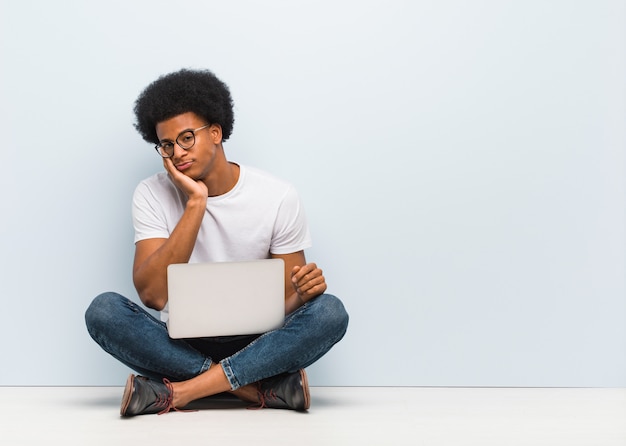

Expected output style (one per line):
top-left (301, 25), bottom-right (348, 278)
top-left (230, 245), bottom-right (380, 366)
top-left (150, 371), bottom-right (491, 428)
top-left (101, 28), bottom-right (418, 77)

top-left (166, 258), bottom-right (285, 339)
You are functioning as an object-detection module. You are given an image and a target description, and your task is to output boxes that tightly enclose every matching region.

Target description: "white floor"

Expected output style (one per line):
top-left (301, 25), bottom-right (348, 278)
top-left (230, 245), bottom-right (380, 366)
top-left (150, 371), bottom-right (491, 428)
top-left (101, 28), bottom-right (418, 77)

top-left (1, 386), bottom-right (625, 446)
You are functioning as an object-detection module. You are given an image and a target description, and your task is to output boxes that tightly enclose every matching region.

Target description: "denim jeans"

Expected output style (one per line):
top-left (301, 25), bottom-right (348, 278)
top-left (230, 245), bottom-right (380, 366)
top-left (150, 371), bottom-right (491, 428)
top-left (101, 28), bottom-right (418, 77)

top-left (85, 292), bottom-right (348, 390)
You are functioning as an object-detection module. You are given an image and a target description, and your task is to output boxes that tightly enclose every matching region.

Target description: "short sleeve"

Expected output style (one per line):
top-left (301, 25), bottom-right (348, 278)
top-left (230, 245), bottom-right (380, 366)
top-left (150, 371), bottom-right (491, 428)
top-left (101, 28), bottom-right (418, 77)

top-left (132, 182), bottom-right (170, 243)
top-left (270, 185), bottom-right (312, 255)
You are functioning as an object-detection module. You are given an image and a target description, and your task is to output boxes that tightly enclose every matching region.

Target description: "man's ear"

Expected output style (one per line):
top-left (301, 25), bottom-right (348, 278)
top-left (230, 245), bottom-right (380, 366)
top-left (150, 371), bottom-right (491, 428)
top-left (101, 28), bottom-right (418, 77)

top-left (209, 124), bottom-right (223, 144)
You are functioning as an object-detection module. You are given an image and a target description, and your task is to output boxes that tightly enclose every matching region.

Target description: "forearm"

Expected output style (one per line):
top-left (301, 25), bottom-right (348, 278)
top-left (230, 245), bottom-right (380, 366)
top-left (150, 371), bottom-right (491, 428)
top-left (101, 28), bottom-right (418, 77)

top-left (284, 292), bottom-right (305, 315)
top-left (133, 198), bottom-right (206, 310)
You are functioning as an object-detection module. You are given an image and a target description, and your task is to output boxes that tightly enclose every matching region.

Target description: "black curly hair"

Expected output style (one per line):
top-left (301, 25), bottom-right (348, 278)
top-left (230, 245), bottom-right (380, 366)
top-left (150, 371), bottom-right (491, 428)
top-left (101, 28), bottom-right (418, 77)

top-left (133, 68), bottom-right (235, 144)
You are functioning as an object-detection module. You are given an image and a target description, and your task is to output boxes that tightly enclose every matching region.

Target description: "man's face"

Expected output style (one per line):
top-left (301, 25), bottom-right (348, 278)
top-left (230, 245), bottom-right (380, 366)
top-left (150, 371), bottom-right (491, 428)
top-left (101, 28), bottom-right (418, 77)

top-left (155, 112), bottom-right (222, 181)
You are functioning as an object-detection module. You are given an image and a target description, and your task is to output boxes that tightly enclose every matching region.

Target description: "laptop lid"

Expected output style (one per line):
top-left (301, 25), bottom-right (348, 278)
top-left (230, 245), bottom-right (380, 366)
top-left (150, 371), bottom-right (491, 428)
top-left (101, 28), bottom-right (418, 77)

top-left (166, 258), bottom-right (285, 339)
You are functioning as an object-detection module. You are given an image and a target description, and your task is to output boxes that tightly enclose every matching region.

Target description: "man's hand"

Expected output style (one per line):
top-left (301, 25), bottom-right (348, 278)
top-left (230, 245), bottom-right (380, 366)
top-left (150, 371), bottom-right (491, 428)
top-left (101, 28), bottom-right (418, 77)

top-left (163, 157), bottom-right (208, 199)
top-left (291, 263), bottom-right (327, 304)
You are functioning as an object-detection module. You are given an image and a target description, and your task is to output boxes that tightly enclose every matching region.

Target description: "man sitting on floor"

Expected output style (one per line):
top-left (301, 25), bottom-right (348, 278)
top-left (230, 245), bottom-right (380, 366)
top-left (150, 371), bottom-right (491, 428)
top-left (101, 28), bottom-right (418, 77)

top-left (85, 68), bottom-right (349, 416)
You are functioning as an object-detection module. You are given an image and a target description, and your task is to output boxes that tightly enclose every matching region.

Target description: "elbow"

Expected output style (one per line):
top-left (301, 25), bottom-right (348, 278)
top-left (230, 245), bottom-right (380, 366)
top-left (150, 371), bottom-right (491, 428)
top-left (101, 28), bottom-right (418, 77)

top-left (133, 267), bottom-right (168, 311)
top-left (139, 290), bottom-right (167, 311)
top-left (134, 280), bottom-right (167, 311)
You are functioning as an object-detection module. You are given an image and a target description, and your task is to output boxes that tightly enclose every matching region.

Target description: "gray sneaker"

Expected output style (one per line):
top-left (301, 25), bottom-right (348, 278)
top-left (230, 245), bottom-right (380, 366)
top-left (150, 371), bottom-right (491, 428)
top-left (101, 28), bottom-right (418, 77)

top-left (256, 369), bottom-right (310, 411)
top-left (120, 374), bottom-right (175, 417)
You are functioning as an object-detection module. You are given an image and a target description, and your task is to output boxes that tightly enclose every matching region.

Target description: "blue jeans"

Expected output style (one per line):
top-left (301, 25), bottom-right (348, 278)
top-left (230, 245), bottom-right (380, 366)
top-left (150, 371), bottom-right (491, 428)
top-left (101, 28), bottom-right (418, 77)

top-left (85, 292), bottom-right (348, 390)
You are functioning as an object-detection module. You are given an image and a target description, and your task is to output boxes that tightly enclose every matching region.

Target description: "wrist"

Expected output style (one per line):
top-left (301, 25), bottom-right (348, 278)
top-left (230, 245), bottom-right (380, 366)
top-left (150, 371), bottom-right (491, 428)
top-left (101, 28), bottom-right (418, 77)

top-left (186, 195), bottom-right (207, 208)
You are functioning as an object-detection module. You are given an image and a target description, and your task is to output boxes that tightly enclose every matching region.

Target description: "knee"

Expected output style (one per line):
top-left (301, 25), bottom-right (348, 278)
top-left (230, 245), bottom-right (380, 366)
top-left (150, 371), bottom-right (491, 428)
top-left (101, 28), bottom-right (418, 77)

top-left (317, 294), bottom-right (349, 337)
top-left (84, 292), bottom-right (126, 336)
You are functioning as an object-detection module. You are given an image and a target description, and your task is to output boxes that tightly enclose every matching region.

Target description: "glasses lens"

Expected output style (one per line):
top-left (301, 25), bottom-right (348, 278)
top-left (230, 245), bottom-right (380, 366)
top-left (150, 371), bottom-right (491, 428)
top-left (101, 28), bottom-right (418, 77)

top-left (156, 142), bottom-right (174, 158)
top-left (177, 131), bottom-right (195, 149)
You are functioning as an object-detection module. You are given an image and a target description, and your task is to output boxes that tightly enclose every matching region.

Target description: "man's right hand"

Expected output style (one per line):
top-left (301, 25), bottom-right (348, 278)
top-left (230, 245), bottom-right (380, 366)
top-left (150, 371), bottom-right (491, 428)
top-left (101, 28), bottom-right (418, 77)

top-left (163, 157), bottom-right (208, 200)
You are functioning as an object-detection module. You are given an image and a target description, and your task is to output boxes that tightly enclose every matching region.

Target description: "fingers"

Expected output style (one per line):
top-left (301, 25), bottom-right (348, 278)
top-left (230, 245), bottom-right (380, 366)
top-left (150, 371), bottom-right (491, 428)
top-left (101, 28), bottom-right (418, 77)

top-left (291, 263), bottom-right (317, 285)
top-left (298, 276), bottom-right (327, 298)
top-left (163, 158), bottom-right (208, 198)
top-left (163, 157), bottom-right (185, 183)
top-left (291, 263), bottom-right (327, 300)
top-left (163, 157), bottom-right (176, 175)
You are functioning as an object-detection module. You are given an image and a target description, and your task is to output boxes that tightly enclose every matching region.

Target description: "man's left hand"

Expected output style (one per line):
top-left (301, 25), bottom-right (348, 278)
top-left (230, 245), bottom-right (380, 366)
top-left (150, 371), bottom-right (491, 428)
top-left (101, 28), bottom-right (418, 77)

top-left (291, 263), bottom-right (327, 304)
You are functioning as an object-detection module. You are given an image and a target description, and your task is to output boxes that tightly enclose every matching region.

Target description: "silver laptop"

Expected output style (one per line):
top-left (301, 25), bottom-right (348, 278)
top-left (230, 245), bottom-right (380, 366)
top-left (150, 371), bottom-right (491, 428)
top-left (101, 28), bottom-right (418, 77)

top-left (166, 258), bottom-right (285, 339)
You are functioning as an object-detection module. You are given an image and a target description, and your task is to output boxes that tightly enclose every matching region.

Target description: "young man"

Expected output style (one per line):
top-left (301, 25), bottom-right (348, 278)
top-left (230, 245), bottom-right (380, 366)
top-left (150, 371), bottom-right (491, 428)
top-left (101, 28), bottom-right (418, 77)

top-left (85, 68), bottom-right (349, 417)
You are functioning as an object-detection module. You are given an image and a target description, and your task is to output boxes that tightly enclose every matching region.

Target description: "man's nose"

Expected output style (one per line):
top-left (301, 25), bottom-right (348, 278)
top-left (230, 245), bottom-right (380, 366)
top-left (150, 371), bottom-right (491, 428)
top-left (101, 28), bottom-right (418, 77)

top-left (172, 142), bottom-right (188, 158)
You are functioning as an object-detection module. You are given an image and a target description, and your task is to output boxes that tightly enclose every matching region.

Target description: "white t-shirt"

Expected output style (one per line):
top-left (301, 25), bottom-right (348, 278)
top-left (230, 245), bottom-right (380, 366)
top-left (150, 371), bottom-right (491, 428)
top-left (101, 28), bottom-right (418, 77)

top-left (132, 164), bottom-right (312, 319)
top-left (132, 163), bottom-right (312, 260)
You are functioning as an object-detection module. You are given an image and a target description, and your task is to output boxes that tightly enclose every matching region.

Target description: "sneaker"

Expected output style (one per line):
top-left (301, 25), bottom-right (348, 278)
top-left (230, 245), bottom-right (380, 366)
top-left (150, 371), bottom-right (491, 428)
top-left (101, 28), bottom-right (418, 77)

top-left (120, 374), bottom-right (175, 417)
top-left (256, 369), bottom-right (310, 411)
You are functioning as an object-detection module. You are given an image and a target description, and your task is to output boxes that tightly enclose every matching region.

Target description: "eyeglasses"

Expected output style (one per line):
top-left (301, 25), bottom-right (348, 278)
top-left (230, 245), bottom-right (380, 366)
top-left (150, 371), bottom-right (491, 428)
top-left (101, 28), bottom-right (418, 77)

top-left (154, 124), bottom-right (211, 158)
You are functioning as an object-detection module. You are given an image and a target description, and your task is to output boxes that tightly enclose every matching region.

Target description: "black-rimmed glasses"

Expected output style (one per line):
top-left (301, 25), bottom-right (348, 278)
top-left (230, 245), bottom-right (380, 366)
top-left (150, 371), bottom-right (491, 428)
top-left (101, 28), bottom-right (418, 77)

top-left (154, 124), bottom-right (211, 158)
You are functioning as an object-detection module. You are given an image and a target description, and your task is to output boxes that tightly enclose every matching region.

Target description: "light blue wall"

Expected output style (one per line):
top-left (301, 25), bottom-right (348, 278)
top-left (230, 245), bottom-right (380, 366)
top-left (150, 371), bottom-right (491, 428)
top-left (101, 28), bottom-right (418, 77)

top-left (1, 0), bottom-right (624, 386)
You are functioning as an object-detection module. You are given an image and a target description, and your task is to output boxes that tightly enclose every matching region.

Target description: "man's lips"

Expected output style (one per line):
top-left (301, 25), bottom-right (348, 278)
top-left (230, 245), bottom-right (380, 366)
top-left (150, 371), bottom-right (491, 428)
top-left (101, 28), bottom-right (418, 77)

top-left (176, 161), bottom-right (193, 171)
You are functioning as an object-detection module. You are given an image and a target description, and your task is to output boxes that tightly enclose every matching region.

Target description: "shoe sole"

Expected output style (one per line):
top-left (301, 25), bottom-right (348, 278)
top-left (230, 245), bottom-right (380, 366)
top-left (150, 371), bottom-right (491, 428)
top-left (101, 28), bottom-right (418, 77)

top-left (300, 369), bottom-right (311, 410)
top-left (120, 374), bottom-right (135, 416)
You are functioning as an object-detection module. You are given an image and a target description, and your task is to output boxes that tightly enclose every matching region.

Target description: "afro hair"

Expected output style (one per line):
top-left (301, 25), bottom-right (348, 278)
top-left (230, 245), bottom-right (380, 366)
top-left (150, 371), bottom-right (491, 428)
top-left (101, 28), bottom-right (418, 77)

top-left (133, 68), bottom-right (235, 144)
